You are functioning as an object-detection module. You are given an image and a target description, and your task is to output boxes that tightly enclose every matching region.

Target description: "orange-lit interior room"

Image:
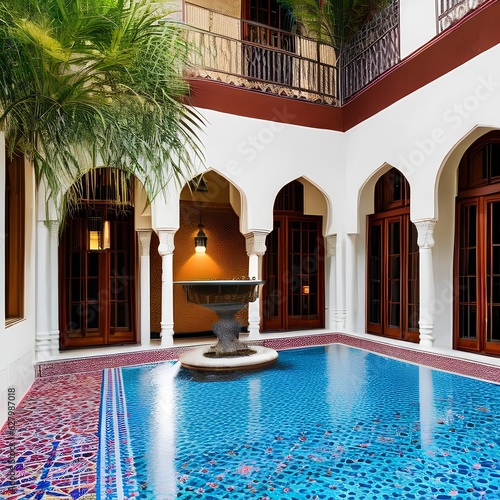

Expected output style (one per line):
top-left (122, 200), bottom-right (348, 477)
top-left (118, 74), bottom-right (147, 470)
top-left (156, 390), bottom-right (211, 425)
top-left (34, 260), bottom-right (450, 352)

top-left (150, 172), bottom-right (249, 335)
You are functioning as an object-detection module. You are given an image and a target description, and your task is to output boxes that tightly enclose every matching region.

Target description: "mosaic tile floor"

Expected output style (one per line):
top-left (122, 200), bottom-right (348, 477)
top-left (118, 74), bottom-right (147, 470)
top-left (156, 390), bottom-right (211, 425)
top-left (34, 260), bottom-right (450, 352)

top-left (1, 334), bottom-right (499, 499)
top-left (0, 372), bottom-right (101, 499)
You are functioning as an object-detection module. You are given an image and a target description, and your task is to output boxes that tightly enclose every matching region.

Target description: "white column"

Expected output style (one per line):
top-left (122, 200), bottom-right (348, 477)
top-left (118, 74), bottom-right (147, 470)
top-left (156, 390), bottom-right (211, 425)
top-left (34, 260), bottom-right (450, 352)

top-left (415, 219), bottom-right (436, 347)
top-left (345, 233), bottom-right (358, 333)
top-left (335, 233), bottom-right (346, 331)
top-left (49, 221), bottom-right (59, 344)
top-left (35, 221), bottom-right (50, 356)
top-left (245, 231), bottom-right (268, 339)
top-left (157, 229), bottom-right (176, 347)
top-left (325, 235), bottom-right (336, 331)
top-left (137, 229), bottom-right (152, 348)
top-left (36, 220), bottom-right (60, 361)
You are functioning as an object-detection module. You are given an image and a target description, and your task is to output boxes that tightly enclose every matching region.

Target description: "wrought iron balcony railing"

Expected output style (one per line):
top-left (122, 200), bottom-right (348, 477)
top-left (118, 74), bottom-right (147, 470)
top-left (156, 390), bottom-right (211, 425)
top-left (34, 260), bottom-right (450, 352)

top-left (182, 1), bottom-right (493, 107)
top-left (437, 0), bottom-right (490, 33)
top-left (183, 2), bottom-right (339, 105)
top-left (340, 1), bottom-right (400, 103)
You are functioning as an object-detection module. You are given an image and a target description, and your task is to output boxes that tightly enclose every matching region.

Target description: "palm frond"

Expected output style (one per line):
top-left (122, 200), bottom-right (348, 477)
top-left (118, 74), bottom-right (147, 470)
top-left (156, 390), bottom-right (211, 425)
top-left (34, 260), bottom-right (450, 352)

top-left (0, 0), bottom-right (205, 222)
top-left (278, 0), bottom-right (391, 51)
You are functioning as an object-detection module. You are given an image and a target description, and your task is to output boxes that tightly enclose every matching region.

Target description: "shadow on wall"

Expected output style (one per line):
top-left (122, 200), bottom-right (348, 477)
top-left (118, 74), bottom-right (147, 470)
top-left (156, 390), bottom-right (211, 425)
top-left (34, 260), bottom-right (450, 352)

top-left (150, 200), bottom-right (249, 334)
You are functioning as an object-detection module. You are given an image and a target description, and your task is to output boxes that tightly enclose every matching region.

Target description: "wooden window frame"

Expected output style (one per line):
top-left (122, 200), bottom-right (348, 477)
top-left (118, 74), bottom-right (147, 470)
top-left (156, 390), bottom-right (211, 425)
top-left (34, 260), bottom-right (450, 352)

top-left (374, 168), bottom-right (410, 213)
top-left (5, 154), bottom-right (25, 324)
top-left (366, 169), bottom-right (419, 343)
top-left (242, 0), bottom-right (292, 31)
top-left (458, 131), bottom-right (500, 192)
top-left (455, 131), bottom-right (500, 355)
top-left (454, 195), bottom-right (500, 355)
top-left (262, 214), bottom-right (325, 331)
top-left (59, 206), bottom-right (137, 349)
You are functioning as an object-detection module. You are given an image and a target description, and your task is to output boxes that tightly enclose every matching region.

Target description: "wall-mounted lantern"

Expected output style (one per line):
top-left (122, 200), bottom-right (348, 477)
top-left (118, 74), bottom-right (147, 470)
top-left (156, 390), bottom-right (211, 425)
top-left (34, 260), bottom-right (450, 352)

top-left (194, 222), bottom-right (208, 253)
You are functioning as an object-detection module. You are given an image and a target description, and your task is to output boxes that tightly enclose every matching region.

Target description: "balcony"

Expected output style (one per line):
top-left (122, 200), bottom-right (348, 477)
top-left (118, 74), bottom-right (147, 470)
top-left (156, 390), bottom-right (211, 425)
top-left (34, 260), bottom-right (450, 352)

top-left (183, 0), bottom-right (492, 107)
top-left (183, 2), bottom-right (339, 105)
top-left (340, 0), bottom-right (400, 102)
top-left (437, 0), bottom-right (491, 32)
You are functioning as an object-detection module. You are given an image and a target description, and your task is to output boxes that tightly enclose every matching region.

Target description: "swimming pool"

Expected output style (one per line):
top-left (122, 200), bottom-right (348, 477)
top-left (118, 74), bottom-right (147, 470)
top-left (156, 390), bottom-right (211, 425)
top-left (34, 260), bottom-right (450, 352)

top-left (98, 345), bottom-right (500, 499)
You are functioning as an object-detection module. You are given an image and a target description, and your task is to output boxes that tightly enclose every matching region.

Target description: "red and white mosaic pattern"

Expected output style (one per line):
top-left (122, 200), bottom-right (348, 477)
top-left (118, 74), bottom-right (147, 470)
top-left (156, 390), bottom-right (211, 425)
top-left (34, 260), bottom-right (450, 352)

top-left (35, 347), bottom-right (193, 378)
top-left (261, 334), bottom-right (500, 384)
top-left (0, 372), bottom-right (101, 499)
top-left (35, 333), bottom-right (500, 383)
top-left (2, 333), bottom-right (499, 500)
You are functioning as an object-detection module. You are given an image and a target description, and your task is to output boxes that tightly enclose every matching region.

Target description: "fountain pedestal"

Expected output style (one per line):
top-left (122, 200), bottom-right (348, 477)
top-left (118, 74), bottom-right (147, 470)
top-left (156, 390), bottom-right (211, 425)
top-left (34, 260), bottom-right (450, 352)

top-left (209, 311), bottom-right (249, 355)
top-left (174, 280), bottom-right (278, 371)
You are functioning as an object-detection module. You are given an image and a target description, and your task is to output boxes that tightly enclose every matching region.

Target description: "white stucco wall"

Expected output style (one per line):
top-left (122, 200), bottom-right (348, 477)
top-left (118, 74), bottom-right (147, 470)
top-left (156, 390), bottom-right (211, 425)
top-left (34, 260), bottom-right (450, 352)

top-left (161, 41), bottom-right (500, 347)
top-left (0, 140), bottom-right (4, 315)
top-left (399, 0), bottom-right (436, 59)
top-left (0, 135), bottom-right (6, 427)
top-left (344, 44), bottom-right (500, 232)
top-left (191, 108), bottom-right (344, 236)
top-left (0, 145), bottom-right (36, 428)
top-left (341, 44), bottom-right (500, 340)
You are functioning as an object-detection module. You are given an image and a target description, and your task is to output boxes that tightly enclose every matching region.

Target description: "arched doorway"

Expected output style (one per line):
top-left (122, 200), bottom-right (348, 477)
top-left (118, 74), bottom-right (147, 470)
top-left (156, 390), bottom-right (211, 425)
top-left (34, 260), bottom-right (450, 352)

top-left (262, 180), bottom-right (325, 331)
top-left (454, 131), bottom-right (500, 355)
top-left (59, 168), bottom-right (136, 349)
top-left (366, 168), bottom-right (419, 342)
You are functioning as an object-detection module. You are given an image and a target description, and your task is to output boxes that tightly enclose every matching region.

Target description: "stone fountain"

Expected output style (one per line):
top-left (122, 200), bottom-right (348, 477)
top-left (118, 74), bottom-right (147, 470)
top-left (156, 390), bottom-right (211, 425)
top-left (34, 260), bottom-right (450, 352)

top-left (174, 279), bottom-right (278, 371)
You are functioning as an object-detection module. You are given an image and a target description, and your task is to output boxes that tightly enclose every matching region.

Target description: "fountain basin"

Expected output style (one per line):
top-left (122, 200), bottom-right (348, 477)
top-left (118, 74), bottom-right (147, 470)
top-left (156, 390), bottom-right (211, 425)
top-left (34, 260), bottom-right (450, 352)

top-left (180, 345), bottom-right (278, 372)
top-left (175, 280), bottom-right (265, 309)
top-left (174, 279), bottom-right (278, 371)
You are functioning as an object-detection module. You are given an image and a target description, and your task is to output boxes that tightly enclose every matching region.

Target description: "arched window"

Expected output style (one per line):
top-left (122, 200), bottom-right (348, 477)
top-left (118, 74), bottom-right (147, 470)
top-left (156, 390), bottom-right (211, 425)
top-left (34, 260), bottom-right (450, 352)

top-left (59, 168), bottom-right (136, 349)
top-left (455, 131), bottom-right (500, 355)
top-left (366, 168), bottom-right (419, 342)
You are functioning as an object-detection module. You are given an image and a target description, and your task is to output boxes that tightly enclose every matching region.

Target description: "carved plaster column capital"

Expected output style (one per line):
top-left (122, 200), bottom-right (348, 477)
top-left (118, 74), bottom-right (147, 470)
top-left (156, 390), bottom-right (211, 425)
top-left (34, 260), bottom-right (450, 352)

top-left (326, 234), bottom-right (337, 258)
top-left (414, 219), bottom-right (436, 249)
top-left (157, 229), bottom-right (176, 256)
top-left (245, 231), bottom-right (269, 257)
top-left (157, 229), bottom-right (176, 345)
top-left (48, 220), bottom-right (59, 240)
top-left (137, 229), bottom-right (152, 346)
top-left (137, 229), bottom-right (152, 257)
top-left (414, 219), bottom-right (437, 347)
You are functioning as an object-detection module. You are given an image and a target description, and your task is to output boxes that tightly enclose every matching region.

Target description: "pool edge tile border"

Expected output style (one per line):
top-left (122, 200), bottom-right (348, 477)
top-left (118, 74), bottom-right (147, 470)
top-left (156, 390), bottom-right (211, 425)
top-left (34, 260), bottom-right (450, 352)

top-left (35, 333), bottom-right (500, 384)
top-left (98, 368), bottom-right (139, 499)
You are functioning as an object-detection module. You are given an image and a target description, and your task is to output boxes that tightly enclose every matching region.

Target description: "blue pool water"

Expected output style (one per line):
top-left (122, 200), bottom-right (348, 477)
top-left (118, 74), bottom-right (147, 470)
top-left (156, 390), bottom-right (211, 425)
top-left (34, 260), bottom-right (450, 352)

top-left (104, 345), bottom-right (500, 499)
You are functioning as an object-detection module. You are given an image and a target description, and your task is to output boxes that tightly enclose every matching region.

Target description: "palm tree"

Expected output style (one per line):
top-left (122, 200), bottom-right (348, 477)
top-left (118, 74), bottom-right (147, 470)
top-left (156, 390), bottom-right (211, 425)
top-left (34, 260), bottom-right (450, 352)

top-left (0, 0), bottom-right (203, 219)
top-left (279, 0), bottom-right (391, 51)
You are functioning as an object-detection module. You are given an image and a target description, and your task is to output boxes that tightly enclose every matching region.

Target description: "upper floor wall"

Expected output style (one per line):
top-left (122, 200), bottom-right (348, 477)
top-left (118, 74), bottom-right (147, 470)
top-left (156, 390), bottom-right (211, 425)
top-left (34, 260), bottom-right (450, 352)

top-left (184, 0), bottom-right (498, 127)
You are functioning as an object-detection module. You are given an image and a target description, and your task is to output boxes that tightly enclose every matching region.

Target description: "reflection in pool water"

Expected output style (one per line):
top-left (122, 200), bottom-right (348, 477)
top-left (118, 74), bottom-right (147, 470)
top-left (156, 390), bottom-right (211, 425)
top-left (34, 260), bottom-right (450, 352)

top-left (99, 345), bottom-right (500, 499)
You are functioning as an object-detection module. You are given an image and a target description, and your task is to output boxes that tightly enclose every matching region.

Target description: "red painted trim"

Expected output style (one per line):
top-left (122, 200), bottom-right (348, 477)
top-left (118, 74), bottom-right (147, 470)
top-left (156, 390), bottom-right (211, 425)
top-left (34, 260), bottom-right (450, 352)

top-left (187, 0), bottom-right (500, 132)
top-left (343, 0), bottom-right (500, 130)
top-left (187, 78), bottom-right (344, 130)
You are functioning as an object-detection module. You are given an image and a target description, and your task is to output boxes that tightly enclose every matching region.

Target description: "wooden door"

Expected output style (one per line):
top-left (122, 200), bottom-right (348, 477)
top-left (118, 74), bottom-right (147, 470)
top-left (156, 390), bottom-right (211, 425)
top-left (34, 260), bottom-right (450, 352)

top-left (263, 215), bottom-right (324, 331)
top-left (455, 195), bottom-right (500, 355)
top-left (59, 210), bottom-right (136, 349)
top-left (485, 197), bottom-right (500, 354)
top-left (367, 213), bottom-right (419, 342)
